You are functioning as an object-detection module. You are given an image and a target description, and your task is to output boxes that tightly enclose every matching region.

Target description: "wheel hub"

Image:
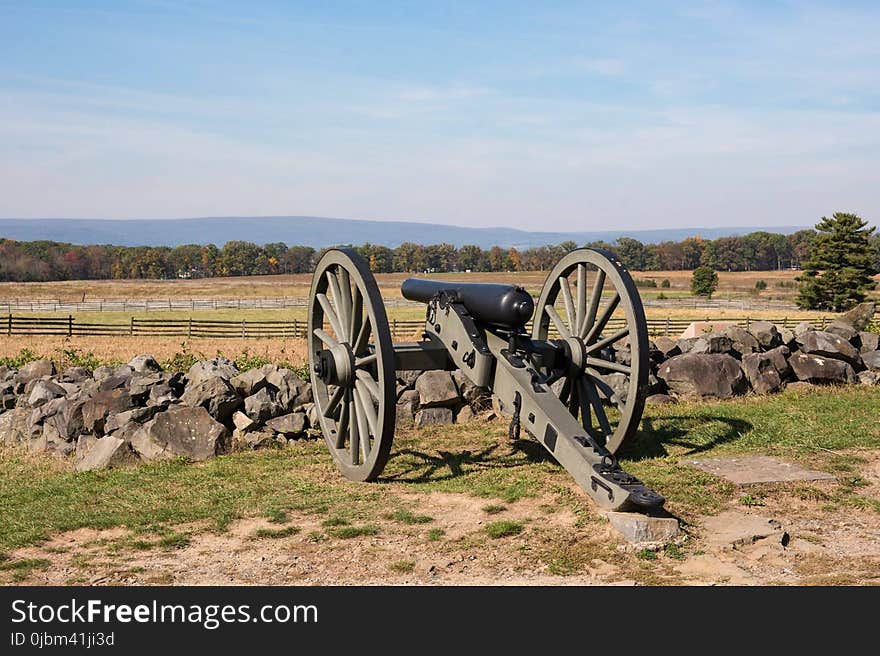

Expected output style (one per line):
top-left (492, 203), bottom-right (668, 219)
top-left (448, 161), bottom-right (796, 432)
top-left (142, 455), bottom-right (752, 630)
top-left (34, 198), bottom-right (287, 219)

top-left (314, 344), bottom-right (354, 386)
top-left (558, 336), bottom-right (587, 375)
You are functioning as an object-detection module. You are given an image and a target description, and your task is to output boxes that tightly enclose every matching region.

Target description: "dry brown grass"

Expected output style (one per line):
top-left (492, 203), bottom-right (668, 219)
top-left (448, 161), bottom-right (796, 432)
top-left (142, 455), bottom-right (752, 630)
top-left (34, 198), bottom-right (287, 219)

top-left (0, 336), bottom-right (309, 367)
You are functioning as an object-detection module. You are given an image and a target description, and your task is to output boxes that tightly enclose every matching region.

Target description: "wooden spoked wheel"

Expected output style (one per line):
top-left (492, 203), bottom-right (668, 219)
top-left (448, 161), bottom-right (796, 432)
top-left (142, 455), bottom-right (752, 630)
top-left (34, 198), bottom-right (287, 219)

top-left (532, 248), bottom-right (648, 454)
top-left (308, 249), bottom-right (396, 481)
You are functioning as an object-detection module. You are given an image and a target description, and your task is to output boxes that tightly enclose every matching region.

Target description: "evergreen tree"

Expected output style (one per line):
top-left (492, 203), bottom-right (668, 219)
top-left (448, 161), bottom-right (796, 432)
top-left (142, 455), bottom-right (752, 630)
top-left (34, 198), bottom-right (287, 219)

top-left (691, 266), bottom-right (719, 297)
top-left (796, 212), bottom-right (877, 311)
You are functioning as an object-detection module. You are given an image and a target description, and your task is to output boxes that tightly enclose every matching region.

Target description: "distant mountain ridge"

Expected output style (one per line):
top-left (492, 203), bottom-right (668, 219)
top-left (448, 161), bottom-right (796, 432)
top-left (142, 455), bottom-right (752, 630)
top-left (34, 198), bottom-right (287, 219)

top-left (0, 216), bottom-right (810, 249)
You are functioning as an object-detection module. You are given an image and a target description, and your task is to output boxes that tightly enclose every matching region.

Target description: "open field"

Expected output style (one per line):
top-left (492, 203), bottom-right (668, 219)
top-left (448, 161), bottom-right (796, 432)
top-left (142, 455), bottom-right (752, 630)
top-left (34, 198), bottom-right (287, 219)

top-left (1, 386), bottom-right (878, 586)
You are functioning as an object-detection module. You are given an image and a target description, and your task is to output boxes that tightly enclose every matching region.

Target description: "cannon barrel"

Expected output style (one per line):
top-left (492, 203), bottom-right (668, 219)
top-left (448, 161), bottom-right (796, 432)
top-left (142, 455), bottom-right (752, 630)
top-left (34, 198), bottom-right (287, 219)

top-left (401, 278), bottom-right (535, 328)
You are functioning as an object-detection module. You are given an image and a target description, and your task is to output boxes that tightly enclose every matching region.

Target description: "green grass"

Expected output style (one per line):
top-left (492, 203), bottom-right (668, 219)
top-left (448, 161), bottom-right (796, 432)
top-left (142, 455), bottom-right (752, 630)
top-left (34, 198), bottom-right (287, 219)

top-left (388, 560), bottom-right (416, 573)
top-left (253, 526), bottom-right (301, 539)
top-left (387, 509), bottom-right (433, 525)
top-left (0, 386), bottom-right (877, 553)
top-left (482, 504), bottom-right (507, 515)
top-left (329, 525), bottom-right (379, 539)
top-left (486, 521), bottom-right (524, 539)
top-left (426, 528), bottom-right (445, 541)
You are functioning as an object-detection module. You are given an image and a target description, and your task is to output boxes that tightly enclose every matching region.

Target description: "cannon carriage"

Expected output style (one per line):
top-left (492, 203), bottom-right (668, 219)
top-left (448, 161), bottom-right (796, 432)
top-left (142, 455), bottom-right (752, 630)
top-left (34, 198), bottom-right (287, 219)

top-left (307, 247), bottom-right (663, 512)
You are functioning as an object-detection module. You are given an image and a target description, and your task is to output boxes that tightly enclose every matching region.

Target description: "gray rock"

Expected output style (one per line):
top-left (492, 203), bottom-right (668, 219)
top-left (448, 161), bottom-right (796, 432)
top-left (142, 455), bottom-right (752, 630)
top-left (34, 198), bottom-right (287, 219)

top-left (862, 350), bottom-right (880, 371)
top-left (838, 302), bottom-right (876, 331)
top-left (598, 372), bottom-right (629, 404)
top-left (130, 406), bottom-right (226, 462)
top-left (27, 380), bottom-right (66, 407)
top-left (679, 334), bottom-right (733, 355)
top-left (128, 355), bottom-right (162, 373)
top-left (58, 367), bottom-right (92, 383)
top-left (265, 366), bottom-right (311, 412)
top-left (645, 393), bottom-right (674, 404)
top-left (304, 402), bottom-right (319, 429)
top-left (722, 325), bottom-right (760, 356)
top-left (265, 412), bottom-right (308, 436)
top-left (794, 321), bottom-right (814, 337)
top-left (606, 511), bottom-right (680, 544)
top-left (825, 321), bottom-right (857, 342)
top-left (857, 331), bottom-right (880, 353)
top-left (857, 371), bottom-right (880, 385)
top-left (181, 376), bottom-right (241, 423)
top-left (396, 389), bottom-right (419, 428)
top-left (795, 330), bottom-right (862, 367)
top-left (82, 389), bottom-right (135, 435)
top-left (12, 360), bottom-right (56, 392)
top-left (75, 435), bottom-right (137, 472)
top-left (234, 428), bottom-right (276, 450)
top-left (104, 406), bottom-right (162, 433)
top-left (657, 353), bottom-right (748, 399)
top-left (128, 372), bottom-right (181, 402)
top-left (748, 321), bottom-right (781, 349)
top-left (0, 365), bottom-right (11, 381)
top-left (0, 407), bottom-right (29, 445)
top-left (396, 370), bottom-right (423, 389)
top-left (741, 352), bottom-right (784, 395)
top-left (789, 352), bottom-right (857, 385)
top-left (43, 398), bottom-right (87, 441)
top-left (92, 365), bottom-right (115, 382)
top-left (243, 387), bottom-right (283, 424)
top-left (415, 371), bottom-right (460, 408)
top-left (187, 357), bottom-right (238, 385)
top-left (230, 368), bottom-right (269, 397)
top-left (456, 405), bottom-right (475, 423)
top-left (779, 327), bottom-right (796, 347)
top-left (98, 373), bottom-right (132, 392)
top-left (652, 336), bottom-right (681, 358)
top-left (415, 407), bottom-right (455, 426)
top-left (232, 410), bottom-right (256, 432)
top-left (452, 370), bottom-right (490, 408)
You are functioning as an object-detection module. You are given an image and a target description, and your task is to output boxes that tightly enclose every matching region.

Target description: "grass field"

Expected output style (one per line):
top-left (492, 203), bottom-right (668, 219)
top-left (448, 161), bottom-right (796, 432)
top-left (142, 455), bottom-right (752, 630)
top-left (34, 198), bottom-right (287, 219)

top-left (1, 386), bottom-right (878, 585)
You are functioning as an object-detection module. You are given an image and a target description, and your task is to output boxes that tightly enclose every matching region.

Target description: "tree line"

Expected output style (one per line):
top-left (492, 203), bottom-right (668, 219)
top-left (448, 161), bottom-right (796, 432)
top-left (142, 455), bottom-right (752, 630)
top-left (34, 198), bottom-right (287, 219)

top-left (1, 228), bottom-right (878, 283)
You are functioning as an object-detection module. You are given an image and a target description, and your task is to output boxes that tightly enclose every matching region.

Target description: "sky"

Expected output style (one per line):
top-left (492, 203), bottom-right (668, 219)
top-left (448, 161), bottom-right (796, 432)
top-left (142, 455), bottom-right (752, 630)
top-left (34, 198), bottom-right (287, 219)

top-left (0, 1), bottom-right (878, 231)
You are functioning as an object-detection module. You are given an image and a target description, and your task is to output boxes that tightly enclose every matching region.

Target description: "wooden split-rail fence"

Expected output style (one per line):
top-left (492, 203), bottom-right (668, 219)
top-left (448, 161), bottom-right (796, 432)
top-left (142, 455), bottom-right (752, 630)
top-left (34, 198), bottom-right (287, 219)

top-left (2, 314), bottom-right (861, 341)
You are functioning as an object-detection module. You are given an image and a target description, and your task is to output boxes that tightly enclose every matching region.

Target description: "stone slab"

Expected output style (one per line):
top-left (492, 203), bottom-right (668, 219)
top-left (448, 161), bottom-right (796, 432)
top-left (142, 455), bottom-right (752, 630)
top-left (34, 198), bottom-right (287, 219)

top-left (700, 511), bottom-right (788, 550)
top-left (606, 511), bottom-right (680, 544)
top-left (685, 455), bottom-right (835, 485)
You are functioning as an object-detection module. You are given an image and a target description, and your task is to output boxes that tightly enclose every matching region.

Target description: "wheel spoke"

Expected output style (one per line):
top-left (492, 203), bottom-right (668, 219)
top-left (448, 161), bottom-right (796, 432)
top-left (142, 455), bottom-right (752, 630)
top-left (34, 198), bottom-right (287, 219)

top-left (584, 291), bottom-right (620, 344)
top-left (567, 377), bottom-right (580, 418)
top-left (349, 390), bottom-right (360, 464)
top-left (545, 305), bottom-right (571, 339)
top-left (336, 267), bottom-right (353, 331)
top-left (585, 327), bottom-right (630, 354)
top-left (355, 381), bottom-right (379, 438)
top-left (576, 377), bottom-right (592, 428)
top-left (352, 315), bottom-right (372, 357)
top-left (584, 356), bottom-right (631, 375)
top-left (334, 392), bottom-right (349, 448)
top-left (355, 369), bottom-right (382, 400)
top-left (355, 353), bottom-right (377, 368)
top-left (313, 327), bottom-right (340, 349)
top-left (317, 293), bottom-right (345, 339)
top-left (575, 263), bottom-right (587, 332)
top-left (581, 377), bottom-right (613, 437)
top-left (353, 387), bottom-right (372, 461)
top-left (579, 269), bottom-right (606, 338)
top-left (558, 378), bottom-right (572, 405)
top-left (324, 384), bottom-right (345, 418)
top-left (326, 271), bottom-right (348, 336)
top-left (349, 286), bottom-right (363, 344)
top-left (559, 276), bottom-right (576, 334)
top-left (586, 370), bottom-right (623, 406)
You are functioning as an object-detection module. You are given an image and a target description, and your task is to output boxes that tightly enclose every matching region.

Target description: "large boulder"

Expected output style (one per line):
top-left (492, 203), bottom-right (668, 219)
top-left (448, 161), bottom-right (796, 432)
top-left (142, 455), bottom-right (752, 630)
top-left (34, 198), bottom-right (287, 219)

top-left (862, 351), bottom-right (880, 371)
top-left (12, 360), bottom-right (56, 392)
top-left (187, 357), bottom-right (238, 385)
top-left (26, 380), bottom-right (67, 407)
top-left (415, 371), bottom-right (460, 408)
top-left (652, 336), bottom-right (681, 359)
top-left (82, 389), bottom-right (135, 435)
top-left (180, 376), bottom-right (241, 423)
top-left (264, 366), bottom-right (311, 412)
top-left (858, 332), bottom-right (880, 353)
top-left (396, 389), bottom-right (419, 428)
top-left (265, 412), bottom-right (308, 436)
top-left (657, 353), bottom-right (748, 399)
top-left (130, 406), bottom-right (226, 462)
top-left (839, 302), bottom-right (876, 331)
top-left (789, 353), bottom-right (857, 385)
top-left (74, 435), bottom-right (138, 472)
top-left (721, 325), bottom-right (760, 357)
top-left (857, 371), bottom-right (880, 385)
top-left (741, 351), bottom-right (784, 395)
top-left (795, 331), bottom-right (862, 367)
top-left (415, 407), bottom-right (455, 426)
top-left (128, 355), bottom-right (162, 373)
top-left (230, 368), bottom-right (269, 397)
top-left (128, 372), bottom-right (183, 403)
top-left (763, 345), bottom-right (792, 379)
top-left (825, 321), bottom-right (857, 342)
top-left (0, 407), bottom-right (29, 445)
top-left (243, 387), bottom-right (283, 424)
top-left (58, 367), bottom-right (91, 383)
top-left (678, 334), bottom-right (733, 355)
top-left (104, 406), bottom-right (162, 433)
top-left (794, 321), bottom-right (814, 337)
top-left (748, 321), bottom-right (781, 349)
top-left (43, 398), bottom-right (88, 441)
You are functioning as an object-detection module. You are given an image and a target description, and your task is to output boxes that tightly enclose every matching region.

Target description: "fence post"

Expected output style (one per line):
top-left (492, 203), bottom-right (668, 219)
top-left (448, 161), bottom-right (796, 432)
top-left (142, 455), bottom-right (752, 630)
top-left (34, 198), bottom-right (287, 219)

top-left (7, 314), bottom-right (11, 336)
top-left (188, 318), bottom-right (192, 339)
top-left (665, 317), bottom-right (670, 336)
top-left (393, 319), bottom-right (397, 338)
top-left (68, 315), bottom-right (73, 337)
top-left (130, 317), bottom-right (134, 336)
top-left (821, 316), bottom-right (827, 329)
top-left (745, 316), bottom-right (750, 331)
top-left (241, 320), bottom-right (246, 338)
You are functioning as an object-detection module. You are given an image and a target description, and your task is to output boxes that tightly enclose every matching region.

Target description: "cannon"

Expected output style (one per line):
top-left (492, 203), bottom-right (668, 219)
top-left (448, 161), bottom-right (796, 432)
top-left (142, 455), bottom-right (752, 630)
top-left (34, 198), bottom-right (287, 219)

top-left (307, 247), bottom-right (663, 511)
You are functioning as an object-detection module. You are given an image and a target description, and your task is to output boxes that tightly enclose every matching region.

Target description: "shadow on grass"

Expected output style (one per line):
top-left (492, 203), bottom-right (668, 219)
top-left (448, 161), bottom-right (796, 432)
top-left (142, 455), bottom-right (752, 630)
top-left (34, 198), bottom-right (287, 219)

top-left (621, 415), bottom-right (753, 462)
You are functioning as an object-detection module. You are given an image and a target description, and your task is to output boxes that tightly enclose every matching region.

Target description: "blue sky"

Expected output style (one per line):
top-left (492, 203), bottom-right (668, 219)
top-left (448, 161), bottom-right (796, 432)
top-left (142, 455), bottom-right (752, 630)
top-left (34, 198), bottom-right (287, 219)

top-left (1, 1), bottom-right (878, 230)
